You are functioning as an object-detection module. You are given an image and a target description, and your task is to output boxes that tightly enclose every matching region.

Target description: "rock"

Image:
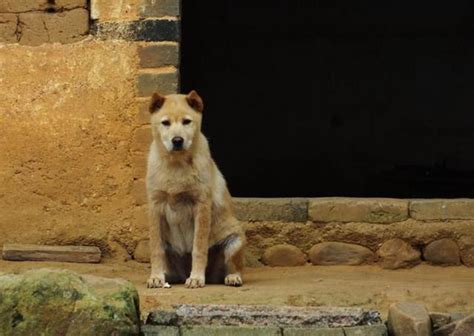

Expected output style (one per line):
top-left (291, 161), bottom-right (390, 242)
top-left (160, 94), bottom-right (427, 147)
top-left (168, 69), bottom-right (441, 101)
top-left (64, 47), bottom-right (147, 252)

top-left (434, 314), bottom-right (474, 336)
top-left (423, 239), bottom-right (460, 266)
top-left (284, 327), bottom-right (344, 335)
top-left (452, 315), bottom-right (474, 336)
top-left (309, 198), bottom-right (409, 224)
top-left (460, 246), bottom-right (474, 267)
top-left (430, 312), bottom-right (452, 330)
top-left (233, 198), bottom-right (308, 222)
top-left (387, 302), bottom-right (432, 336)
top-left (377, 239), bottom-right (421, 269)
top-left (0, 268), bottom-right (140, 335)
top-left (262, 244), bottom-right (307, 267)
top-left (309, 242), bottom-right (376, 266)
top-left (134, 239), bottom-right (150, 263)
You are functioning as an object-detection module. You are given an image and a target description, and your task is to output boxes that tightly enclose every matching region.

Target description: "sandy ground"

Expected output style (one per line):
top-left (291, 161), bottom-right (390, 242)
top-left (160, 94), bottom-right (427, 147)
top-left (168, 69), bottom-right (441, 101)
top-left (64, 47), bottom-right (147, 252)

top-left (1, 259), bottom-right (473, 319)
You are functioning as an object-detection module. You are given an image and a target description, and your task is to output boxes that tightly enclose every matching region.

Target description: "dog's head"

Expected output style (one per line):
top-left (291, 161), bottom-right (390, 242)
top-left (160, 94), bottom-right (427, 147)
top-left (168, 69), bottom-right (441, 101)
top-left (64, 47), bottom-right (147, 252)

top-left (149, 90), bottom-right (204, 153)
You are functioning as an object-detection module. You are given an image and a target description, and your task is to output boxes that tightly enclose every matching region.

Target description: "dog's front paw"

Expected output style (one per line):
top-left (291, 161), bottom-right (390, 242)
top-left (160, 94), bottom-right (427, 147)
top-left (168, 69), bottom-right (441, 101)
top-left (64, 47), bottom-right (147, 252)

top-left (185, 276), bottom-right (205, 289)
top-left (147, 275), bottom-right (169, 288)
top-left (225, 274), bottom-right (243, 287)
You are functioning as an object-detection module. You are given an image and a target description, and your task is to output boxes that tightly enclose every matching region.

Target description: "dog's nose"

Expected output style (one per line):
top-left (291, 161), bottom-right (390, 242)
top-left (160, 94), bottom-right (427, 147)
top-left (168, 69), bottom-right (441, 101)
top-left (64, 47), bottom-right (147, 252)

top-left (172, 136), bottom-right (184, 149)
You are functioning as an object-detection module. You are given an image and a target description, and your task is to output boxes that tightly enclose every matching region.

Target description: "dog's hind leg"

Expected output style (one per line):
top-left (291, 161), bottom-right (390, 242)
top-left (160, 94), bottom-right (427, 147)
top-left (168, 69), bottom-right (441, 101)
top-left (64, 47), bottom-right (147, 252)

top-left (223, 234), bottom-right (245, 287)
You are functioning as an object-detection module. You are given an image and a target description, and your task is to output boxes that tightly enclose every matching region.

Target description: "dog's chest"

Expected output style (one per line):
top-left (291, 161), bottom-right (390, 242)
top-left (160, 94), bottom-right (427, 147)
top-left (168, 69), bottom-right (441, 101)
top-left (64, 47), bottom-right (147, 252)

top-left (163, 194), bottom-right (195, 254)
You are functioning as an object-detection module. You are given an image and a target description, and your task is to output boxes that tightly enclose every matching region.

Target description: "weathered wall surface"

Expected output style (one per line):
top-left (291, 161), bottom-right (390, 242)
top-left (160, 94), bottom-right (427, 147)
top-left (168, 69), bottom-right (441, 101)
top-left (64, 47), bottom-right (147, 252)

top-left (0, 40), bottom-right (147, 255)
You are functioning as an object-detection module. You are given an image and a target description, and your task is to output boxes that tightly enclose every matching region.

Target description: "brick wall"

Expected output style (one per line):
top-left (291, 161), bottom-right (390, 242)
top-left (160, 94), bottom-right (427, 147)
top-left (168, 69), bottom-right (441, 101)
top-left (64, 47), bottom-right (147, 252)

top-left (0, 0), bottom-right (89, 45)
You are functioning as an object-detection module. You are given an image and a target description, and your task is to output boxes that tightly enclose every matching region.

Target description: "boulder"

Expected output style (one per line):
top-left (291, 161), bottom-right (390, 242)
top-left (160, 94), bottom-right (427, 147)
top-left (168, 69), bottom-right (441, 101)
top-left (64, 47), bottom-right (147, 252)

top-left (423, 239), bottom-right (460, 266)
top-left (434, 314), bottom-right (474, 336)
top-left (262, 244), bottom-right (307, 267)
top-left (377, 239), bottom-right (421, 269)
top-left (309, 242), bottom-right (376, 266)
top-left (134, 239), bottom-right (150, 263)
top-left (0, 268), bottom-right (140, 335)
top-left (387, 302), bottom-right (432, 336)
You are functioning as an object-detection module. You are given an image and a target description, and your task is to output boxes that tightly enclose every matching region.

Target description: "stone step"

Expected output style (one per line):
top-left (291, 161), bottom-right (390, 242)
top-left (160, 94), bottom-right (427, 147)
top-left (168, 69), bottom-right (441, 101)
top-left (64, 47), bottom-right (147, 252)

top-left (142, 304), bottom-right (385, 335)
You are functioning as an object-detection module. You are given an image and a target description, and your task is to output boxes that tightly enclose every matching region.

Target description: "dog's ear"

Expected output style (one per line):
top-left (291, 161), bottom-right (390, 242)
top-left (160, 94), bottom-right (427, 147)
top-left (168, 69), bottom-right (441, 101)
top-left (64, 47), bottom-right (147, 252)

top-left (186, 90), bottom-right (204, 113)
top-left (149, 92), bottom-right (166, 113)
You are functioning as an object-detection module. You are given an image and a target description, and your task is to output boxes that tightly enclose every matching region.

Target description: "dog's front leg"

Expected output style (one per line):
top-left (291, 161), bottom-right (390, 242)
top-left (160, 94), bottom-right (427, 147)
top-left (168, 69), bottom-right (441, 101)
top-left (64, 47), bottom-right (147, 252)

top-left (147, 202), bottom-right (168, 288)
top-left (185, 201), bottom-right (211, 288)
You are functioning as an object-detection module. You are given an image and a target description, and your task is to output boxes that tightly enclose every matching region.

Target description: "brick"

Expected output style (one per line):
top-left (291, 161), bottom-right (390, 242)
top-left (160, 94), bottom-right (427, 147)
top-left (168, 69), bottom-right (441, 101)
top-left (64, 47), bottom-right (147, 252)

top-left (137, 71), bottom-right (178, 97)
top-left (92, 19), bottom-right (180, 42)
top-left (308, 198), bottom-right (408, 224)
top-left (410, 199), bottom-right (474, 220)
top-left (131, 152), bottom-right (148, 179)
top-left (131, 179), bottom-right (147, 206)
top-left (19, 9), bottom-right (88, 46)
top-left (139, 0), bottom-right (180, 17)
top-left (387, 302), bottom-right (432, 336)
top-left (141, 325), bottom-right (179, 336)
top-left (343, 325), bottom-right (388, 336)
top-left (181, 326), bottom-right (281, 336)
top-left (0, 0), bottom-right (86, 12)
top-left (131, 125), bottom-right (152, 152)
top-left (284, 328), bottom-right (344, 336)
top-left (137, 98), bottom-right (152, 124)
top-left (138, 43), bottom-right (179, 68)
top-left (0, 14), bottom-right (18, 44)
top-left (233, 198), bottom-right (308, 222)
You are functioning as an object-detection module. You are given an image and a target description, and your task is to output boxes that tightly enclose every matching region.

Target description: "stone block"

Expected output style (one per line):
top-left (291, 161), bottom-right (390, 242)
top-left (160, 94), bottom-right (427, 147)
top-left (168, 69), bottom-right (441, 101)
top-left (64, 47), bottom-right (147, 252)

top-left (181, 325), bottom-right (281, 336)
top-left (0, 13), bottom-right (17, 43)
top-left (19, 9), bottom-right (88, 46)
top-left (233, 198), bottom-right (308, 222)
top-left (138, 43), bottom-right (179, 68)
top-left (137, 71), bottom-right (178, 97)
top-left (283, 328), bottom-right (344, 336)
top-left (410, 199), bottom-right (474, 220)
top-left (0, 0), bottom-right (86, 12)
top-left (343, 325), bottom-right (388, 336)
top-left (139, 0), bottom-right (180, 18)
top-left (309, 198), bottom-right (408, 224)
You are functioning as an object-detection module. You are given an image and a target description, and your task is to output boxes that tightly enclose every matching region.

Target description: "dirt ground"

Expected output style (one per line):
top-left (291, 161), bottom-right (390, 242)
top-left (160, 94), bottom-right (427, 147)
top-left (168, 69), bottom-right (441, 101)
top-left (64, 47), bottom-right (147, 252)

top-left (1, 259), bottom-right (473, 319)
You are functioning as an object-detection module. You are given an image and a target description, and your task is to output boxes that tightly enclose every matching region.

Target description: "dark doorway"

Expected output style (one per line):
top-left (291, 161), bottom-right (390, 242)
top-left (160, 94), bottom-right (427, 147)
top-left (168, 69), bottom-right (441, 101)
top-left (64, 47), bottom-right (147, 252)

top-left (181, 1), bottom-right (474, 198)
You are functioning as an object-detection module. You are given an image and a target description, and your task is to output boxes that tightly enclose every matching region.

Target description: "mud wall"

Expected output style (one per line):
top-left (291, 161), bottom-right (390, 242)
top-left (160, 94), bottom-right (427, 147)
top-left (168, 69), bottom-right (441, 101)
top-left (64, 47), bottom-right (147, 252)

top-left (0, 0), bottom-right (179, 258)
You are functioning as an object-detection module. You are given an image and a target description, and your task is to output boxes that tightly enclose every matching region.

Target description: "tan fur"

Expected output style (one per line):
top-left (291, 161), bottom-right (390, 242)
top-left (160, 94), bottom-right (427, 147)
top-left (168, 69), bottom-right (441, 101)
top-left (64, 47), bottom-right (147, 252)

top-left (146, 91), bottom-right (245, 289)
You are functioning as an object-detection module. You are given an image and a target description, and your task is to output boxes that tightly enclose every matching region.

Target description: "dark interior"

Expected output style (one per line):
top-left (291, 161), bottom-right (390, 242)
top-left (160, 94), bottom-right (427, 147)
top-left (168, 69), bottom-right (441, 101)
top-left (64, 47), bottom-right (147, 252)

top-left (181, 0), bottom-right (474, 197)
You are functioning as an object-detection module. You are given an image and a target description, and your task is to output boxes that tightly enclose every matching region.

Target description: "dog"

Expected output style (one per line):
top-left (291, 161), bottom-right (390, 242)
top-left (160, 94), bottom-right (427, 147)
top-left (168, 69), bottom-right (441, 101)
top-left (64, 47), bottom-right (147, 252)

top-left (145, 90), bottom-right (245, 288)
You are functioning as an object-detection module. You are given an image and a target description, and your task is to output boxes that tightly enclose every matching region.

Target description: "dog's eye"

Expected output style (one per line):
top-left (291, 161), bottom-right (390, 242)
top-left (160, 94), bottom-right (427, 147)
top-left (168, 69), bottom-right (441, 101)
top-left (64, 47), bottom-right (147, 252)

top-left (161, 120), bottom-right (171, 126)
top-left (182, 119), bottom-right (192, 125)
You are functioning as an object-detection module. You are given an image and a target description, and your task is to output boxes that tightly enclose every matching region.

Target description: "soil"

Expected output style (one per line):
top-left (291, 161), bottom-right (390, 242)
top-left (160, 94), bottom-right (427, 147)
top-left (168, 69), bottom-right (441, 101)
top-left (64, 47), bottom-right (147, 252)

top-left (1, 259), bottom-right (472, 320)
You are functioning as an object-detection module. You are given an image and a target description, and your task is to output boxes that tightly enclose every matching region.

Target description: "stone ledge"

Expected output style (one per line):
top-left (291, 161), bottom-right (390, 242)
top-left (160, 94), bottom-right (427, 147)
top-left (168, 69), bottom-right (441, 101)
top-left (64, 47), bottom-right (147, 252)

top-left (409, 199), bottom-right (474, 220)
top-left (233, 198), bottom-right (308, 222)
top-left (146, 304), bottom-right (382, 328)
top-left (308, 198), bottom-right (408, 224)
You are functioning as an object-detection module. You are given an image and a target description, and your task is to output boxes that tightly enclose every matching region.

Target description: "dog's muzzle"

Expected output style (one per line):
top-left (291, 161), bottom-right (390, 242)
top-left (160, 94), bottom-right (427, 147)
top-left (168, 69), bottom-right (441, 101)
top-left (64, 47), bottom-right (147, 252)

top-left (171, 136), bottom-right (184, 151)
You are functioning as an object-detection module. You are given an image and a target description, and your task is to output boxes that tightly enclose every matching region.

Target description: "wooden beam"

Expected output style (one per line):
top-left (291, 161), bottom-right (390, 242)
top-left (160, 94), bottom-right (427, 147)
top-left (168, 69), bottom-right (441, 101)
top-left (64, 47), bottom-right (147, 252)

top-left (2, 244), bottom-right (101, 263)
